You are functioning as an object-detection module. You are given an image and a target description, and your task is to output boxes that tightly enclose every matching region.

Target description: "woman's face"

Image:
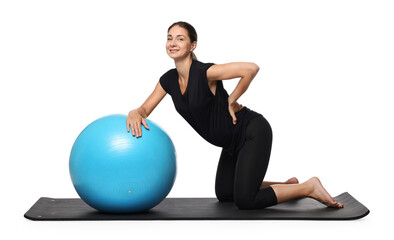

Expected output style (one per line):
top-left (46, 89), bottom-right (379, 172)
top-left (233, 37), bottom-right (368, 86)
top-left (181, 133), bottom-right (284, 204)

top-left (166, 25), bottom-right (196, 60)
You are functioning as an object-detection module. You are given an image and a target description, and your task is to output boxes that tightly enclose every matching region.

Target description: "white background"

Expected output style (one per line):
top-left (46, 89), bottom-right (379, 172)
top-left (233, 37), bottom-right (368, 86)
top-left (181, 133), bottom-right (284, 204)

top-left (1, 0), bottom-right (393, 239)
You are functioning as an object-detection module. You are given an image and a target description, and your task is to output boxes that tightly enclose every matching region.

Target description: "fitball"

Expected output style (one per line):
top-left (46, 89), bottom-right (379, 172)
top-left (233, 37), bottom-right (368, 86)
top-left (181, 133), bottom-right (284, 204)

top-left (69, 114), bottom-right (176, 213)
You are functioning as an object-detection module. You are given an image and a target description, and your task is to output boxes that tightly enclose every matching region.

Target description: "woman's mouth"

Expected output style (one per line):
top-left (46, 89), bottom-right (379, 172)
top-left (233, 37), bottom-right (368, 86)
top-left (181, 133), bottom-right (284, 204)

top-left (169, 49), bottom-right (179, 53)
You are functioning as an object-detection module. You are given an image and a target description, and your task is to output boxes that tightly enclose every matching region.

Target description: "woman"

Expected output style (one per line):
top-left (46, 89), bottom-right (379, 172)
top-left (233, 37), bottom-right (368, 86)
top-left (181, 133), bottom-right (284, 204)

top-left (126, 21), bottom-right (343, 209)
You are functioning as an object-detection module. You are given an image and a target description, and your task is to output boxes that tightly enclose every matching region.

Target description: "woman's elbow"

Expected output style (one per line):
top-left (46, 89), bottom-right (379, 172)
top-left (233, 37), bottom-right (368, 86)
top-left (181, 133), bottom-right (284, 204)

top-left (248, 63), bottom-right (260, 77)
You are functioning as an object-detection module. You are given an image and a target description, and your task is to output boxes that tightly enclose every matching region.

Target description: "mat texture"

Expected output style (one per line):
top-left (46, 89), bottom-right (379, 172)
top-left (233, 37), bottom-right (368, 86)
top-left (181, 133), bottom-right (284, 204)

top-left (24, 192), bottom-right (369, 221)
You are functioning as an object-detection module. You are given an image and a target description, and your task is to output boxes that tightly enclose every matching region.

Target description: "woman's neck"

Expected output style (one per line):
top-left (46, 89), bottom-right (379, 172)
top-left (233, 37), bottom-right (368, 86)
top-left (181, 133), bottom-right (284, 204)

top-left (175, 57), bottom-right (193, 82)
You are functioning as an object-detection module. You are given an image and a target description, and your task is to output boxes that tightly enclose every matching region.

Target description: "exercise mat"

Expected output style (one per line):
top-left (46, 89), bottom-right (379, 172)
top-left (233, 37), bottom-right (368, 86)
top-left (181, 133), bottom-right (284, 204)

top-left (24, 192), bottom-right (369, 221)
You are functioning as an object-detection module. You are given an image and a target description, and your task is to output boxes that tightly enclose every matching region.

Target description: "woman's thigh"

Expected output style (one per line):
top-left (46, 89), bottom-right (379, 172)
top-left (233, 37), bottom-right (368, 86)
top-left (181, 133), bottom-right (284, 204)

top-left (215, 149), bottom-right (237, 202)
top-left (234, 116), bottom-right (273, 202)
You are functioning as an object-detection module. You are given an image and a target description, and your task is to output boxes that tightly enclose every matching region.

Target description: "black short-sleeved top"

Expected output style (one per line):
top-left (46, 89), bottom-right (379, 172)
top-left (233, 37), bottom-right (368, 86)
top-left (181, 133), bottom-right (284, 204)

top-left (159, 60), bottom-right (261, 154)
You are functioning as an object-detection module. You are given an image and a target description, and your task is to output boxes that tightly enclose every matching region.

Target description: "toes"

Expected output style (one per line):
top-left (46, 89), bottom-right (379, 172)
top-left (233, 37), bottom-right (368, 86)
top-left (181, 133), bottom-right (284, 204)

top-left (286, 177), bottom-right (299, 184)
top-left (330, 201), bottom-right (344, 208)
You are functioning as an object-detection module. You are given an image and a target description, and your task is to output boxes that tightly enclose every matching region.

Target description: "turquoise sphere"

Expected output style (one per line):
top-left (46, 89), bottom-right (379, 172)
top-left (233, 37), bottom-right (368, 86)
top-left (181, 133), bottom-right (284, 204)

top-left (69, 114), bottom-right (176, 213)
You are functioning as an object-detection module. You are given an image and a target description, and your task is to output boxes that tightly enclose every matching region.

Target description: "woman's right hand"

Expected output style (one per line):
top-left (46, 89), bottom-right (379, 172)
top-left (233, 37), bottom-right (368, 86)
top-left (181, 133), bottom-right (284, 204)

top-left (126, 109), bottom-right (149, 138)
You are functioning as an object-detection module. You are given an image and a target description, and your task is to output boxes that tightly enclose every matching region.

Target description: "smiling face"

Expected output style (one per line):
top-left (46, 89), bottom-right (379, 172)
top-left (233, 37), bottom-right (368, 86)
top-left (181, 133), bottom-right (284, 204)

top-left (166, 25), bottom-right (197, 61)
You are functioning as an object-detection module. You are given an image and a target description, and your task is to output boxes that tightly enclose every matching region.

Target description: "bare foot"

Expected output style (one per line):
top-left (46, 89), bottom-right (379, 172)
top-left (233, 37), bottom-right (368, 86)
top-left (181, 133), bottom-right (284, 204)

top-left (285, 177), bottom-right (299, 184)
top-left (260, 177), bottom-right (299, 189)
top-left (307, 177), bottom-right (344, 208)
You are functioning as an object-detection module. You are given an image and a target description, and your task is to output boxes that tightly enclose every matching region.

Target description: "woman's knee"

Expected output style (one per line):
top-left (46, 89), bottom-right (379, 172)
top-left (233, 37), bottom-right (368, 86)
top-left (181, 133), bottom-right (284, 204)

top-left (215, 187), bottom-right (234, 202)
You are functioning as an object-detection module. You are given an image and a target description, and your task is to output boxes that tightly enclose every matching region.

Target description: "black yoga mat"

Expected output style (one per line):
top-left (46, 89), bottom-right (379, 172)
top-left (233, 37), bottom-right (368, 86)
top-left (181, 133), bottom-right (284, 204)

top-left (24, 192), bottom-right (369, 221)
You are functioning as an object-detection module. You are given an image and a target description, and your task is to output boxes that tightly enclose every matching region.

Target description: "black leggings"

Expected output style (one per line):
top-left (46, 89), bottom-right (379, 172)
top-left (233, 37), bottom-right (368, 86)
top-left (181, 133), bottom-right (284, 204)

top-left (215, 115), bottom-right (278, 209)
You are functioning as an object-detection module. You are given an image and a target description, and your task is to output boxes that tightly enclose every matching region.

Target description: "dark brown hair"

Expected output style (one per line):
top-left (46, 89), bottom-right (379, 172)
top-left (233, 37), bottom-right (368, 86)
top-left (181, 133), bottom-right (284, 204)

top-left (168, 21), bottom-right (198, 60)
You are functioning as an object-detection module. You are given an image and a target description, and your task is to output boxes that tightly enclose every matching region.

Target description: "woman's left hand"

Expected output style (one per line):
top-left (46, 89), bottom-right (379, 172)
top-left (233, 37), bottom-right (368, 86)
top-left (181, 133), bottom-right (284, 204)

top-left (228, 100), bottom-right (243, 125)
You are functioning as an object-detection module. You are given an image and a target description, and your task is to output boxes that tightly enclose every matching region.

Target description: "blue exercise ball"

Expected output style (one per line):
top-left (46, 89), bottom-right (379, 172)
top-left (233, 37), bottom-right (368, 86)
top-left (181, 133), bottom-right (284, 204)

top-left (69, 114), bottom-right (176, 213)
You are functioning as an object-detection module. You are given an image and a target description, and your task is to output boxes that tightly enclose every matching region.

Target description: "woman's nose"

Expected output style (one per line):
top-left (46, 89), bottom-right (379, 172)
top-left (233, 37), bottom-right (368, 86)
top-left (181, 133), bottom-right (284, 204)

top-left (170, 39), bottom-right (178, 47)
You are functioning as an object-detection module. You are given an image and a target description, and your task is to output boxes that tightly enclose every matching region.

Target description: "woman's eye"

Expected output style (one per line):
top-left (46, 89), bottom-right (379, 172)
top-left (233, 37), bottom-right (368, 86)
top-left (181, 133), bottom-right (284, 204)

top-left (178, 38), bottom-right (184, 41)
top-left (167, 38), bottom-right (172, 41)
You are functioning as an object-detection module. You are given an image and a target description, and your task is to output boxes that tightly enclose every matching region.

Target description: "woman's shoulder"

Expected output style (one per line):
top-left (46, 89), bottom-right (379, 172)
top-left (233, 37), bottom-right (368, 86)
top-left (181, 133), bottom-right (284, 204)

top-left (193, 60), bottom-right (215, 71)
top-left (160, 67), bottom-right (177, 80)
top-left (159, 68), bottom-right (178, 94)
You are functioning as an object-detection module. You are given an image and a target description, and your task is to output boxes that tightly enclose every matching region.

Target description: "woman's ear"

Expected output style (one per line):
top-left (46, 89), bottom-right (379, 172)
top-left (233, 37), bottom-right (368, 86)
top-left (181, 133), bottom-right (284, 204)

top-left (190, 41), bottom-right (197, 52)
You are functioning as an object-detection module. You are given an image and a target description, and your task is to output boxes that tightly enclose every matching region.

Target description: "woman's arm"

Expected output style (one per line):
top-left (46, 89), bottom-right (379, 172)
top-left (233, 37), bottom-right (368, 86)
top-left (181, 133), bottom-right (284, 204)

top-left (207, 62), bottom-right (260, 124)
top-left (127, 81), bottom-right (167, 137)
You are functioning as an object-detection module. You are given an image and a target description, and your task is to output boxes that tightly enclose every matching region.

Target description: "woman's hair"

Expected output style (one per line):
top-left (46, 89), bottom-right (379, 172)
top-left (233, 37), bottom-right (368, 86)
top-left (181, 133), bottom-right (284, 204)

top-left (168, 21), bottom-right (198, 60)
